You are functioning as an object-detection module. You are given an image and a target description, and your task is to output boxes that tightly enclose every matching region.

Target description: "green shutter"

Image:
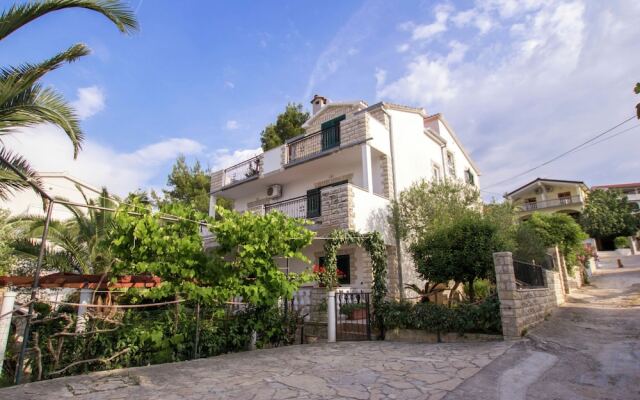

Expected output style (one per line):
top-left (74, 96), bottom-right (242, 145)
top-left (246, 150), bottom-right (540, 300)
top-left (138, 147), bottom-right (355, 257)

top-left (321, 114), bottom-right (345, 151)
top-left (306, 188), bottom-right (321, 218)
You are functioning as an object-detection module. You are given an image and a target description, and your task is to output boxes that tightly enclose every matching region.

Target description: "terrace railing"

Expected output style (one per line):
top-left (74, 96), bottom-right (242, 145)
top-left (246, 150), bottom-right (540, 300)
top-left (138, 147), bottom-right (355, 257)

top-left (264, 190), bottom-right (322, 220)
top-left (513, 259), bottom-right (546, 287)
top-left (287, 125), bottom-right (340, 164)
top-left (223, 155), bottom-right (262, 187)
top-left (521, 195), bottom-right (582, 211)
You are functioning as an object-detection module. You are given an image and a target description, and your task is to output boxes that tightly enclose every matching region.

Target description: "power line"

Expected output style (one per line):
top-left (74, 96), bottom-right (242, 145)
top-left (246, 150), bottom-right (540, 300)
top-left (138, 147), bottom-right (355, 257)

top-left (483, 115), bottom-right (636, 191)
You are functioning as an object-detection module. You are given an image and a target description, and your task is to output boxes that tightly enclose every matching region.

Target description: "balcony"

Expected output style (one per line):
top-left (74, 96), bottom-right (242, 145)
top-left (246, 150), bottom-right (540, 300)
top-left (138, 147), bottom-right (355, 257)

top-left (520, 195), bottom-right (582, 211)
top-left (264, 191), bottom-right (320, 220)
top-left (221, 155), bottom-right (262, 187)
top-left (286, 126), bottom-right (340, 165)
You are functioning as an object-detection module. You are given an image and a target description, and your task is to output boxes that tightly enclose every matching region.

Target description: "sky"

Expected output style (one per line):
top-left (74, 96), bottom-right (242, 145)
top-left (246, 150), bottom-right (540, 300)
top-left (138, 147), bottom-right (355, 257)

top-left (2, 0), bottom-right (640, 199)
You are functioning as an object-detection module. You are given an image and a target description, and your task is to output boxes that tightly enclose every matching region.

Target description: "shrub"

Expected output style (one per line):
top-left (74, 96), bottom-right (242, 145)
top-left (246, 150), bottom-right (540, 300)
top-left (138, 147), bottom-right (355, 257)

top-left (614, 236), bottom-right (630, 249)
top-left (382, 296), bottom-right (502, 336)
top-left (338, 302), bottom-right (367, 316)
top-left (463, 279), bottom-right (493, 301)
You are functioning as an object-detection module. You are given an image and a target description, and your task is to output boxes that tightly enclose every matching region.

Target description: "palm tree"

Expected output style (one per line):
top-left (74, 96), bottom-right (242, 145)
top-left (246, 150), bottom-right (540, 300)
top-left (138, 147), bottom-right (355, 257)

top-left (18, 187), bottom-right (119, 274)
top-left (0, 0), bottom-right (138, 198)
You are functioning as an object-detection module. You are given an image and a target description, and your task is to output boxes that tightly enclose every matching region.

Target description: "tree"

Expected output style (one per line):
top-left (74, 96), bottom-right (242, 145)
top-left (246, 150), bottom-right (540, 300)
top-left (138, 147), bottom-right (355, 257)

top-left (108, 202), bottom-right (315, 307)
top-left (160, 155), bottom-right (211, 214)
top-left (260, 103), bottom-right (309, 151)
top-left (522, 212), bottom-right (587, 270)
top-left (0, 0), bottom-right (138, 198)
top-left (0, 209), bottom-right (19, 274)
top-left (391, 180), bottom-right (480, 244)
top-left (19, 187), bottom-right (119, 273)
top-left (411, 214), bottom-right (502, 303)
top-left (580, 189), bottom-right (639, 240)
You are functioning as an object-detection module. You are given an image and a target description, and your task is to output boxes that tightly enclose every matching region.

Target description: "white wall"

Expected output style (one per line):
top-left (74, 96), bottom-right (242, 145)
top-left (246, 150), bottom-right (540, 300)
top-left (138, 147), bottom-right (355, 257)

top-left (426, 119), bottom-right (481, 187)
top-left (351, 185), bottom-right (392, 244)
top-left (367, 114), bottom-right (390, 155)
top-left (262, 146), bottom-right (282, 174)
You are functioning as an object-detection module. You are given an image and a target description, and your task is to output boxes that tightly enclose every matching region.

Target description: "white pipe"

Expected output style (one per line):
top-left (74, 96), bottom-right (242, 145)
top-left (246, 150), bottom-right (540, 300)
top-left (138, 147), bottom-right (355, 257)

top-left (327, 291), bottom-right (336, 343)
top-left (0, 291), bottom-right (16, 376)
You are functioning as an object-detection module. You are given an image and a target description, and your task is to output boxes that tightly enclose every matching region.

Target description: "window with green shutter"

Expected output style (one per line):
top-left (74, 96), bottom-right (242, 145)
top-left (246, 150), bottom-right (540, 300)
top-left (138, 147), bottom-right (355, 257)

top-left (306, 188), bottom-right (321, 218)
top-left (320, 114), bottom-right (345, 151)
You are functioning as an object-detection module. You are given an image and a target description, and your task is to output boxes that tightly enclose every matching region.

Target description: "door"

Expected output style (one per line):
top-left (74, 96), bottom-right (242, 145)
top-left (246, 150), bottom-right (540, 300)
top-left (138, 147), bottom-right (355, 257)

top-left (320, 115), bottom-right (345, 151)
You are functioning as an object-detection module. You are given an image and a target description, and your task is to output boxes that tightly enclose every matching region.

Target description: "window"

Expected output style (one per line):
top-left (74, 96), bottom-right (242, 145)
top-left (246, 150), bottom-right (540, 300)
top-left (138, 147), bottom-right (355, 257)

top-left (432, 164), bottom-right (442, 183)
top-left (464, 169), bottom-right (475, 186)
top-left (319, 254), bottom-right (350, 285)
top-left (557, 191), bottom-right (571, 205)
top-left (446, 151), bottom-right (456, 178)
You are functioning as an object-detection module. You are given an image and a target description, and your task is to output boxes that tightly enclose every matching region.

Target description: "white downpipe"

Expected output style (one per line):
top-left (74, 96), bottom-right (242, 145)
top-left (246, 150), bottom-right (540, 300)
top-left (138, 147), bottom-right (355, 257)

top-left (0, 291), bottom-right (16, 376)
top-left (327, 291), bottom-right (336, 343)
top-left (361, 144), bottom-right (373, 193)
top-left (75, 288), bottom-right (92, 333)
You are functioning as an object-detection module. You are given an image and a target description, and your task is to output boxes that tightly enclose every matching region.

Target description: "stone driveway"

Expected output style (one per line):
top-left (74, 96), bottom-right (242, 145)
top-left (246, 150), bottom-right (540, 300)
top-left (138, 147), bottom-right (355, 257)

top-left (1, 341), bottom-right (512, 400)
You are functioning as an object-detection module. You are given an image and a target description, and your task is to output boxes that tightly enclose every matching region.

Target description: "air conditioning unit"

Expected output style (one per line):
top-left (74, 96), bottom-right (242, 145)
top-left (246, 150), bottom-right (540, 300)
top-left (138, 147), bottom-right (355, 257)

top-left (266, 184), bottom-right (282, 199)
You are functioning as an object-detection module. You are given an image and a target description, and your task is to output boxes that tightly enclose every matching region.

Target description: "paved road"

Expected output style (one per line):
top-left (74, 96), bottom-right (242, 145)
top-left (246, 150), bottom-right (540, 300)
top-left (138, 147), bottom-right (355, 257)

top-left (0, 341), bottom-right (511, 399)
top-left (446, 255), bottom-right (640, 400)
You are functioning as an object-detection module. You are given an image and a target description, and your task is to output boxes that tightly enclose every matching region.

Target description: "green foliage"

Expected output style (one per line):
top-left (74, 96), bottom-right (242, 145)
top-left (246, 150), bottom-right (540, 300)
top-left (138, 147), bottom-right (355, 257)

top-left (522, 212), bottom-right (587, 269)
top-left (260, 103), bottom-right (310, 151)
top-left (156, 155), bottom-right (211, 214)
top-left (513, 222), bottom-right (549, 265)
top-left (382, 296), bottom-right (502, 336)
top-left (0, 0), bottom-right (137, 199)
top-left (580, 189), bottom-right (640, 240)
top-left (463, 279), bottom-right (493, 301)
top-left (483, 201), bottom-right (518, 252)
top-left (411, 214), bottom-right (502, 301)
top-left (391, 180), bottom-right (480, 244)
top-left (614, 236), bottom-right (630, 249)
top-left (322, 229), bottom-right (387, 336)
top-left (0, 209), bottom-right (18, 274)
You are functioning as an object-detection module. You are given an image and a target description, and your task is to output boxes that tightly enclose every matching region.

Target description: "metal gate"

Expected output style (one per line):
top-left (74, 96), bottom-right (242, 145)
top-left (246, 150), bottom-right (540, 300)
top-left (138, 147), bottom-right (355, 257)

top-left (335, 290), bottom-right (372, 341)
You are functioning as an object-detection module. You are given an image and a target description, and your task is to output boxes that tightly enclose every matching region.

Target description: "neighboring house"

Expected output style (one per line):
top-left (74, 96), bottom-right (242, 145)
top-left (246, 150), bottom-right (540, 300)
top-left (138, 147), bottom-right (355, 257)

top-left (208, 95), bottom-right (480, 298)
top-left (0, 172), bottom-right (102, 220)
top-left (591, 182), bottom-right (640, 211)
top-left (505, 178), bottom-right (589, 221)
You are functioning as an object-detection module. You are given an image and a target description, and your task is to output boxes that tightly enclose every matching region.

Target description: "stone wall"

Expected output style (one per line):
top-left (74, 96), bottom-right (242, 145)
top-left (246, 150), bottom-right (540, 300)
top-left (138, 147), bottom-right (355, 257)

top-left (305, 105), bottom-right (361, 133)
top-left (319, 184), bottom-right (354, 230)
top-left (494, 252), bottom-right (564, 339)
top-left (339, 112), bottom-right (368, 147)
top-left (211, 170), bottom-right (224, 192)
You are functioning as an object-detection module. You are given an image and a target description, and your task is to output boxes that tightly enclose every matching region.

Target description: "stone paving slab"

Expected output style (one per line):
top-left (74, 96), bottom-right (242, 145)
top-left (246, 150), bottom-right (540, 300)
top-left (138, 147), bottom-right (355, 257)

top-left (0, 341), bottom-right (512, 400)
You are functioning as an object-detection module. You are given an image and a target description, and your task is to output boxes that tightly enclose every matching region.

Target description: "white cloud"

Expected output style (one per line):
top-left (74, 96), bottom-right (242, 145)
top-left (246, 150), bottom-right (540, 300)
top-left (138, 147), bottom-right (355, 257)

top-left (396, 43), bottom-right (410, 53)
top-left (71, 86), bottom-right (105, 119)
top-left (224, 81), bottom-right (235, 89)
top-left (5, 125), bottom-right (204, 195)
top-left (410, 4), bottom-right (453, 41)
top-left (377, 0), bottom-right (640, 197)
top-left (225, 120), bottom-right (239, 130)
top-left (210, 147), bottom-right (263, 171)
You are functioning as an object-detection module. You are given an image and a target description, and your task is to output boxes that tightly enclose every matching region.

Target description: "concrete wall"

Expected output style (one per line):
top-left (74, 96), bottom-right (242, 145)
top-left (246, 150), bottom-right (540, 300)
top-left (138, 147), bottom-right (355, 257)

top-left (494, 252), bottom-right (565, 339)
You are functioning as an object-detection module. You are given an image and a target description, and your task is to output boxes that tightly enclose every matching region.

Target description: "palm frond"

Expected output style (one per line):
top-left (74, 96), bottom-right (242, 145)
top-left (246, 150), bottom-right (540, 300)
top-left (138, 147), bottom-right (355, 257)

top-left (0, 147), bottom-right (43, 200)
top-left (0, 0), bottom-right (138, 41)
top-left (0, 85), bottom-right (84, 156)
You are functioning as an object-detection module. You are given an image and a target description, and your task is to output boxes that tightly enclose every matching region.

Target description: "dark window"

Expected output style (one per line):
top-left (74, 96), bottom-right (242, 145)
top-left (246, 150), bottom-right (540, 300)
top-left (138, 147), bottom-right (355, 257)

top-left (306, 188), bottom-right (321, 218)
top-left (320, 115), bottom-right (345, 151)
top-left (319, 254), bottom-right (350, 285)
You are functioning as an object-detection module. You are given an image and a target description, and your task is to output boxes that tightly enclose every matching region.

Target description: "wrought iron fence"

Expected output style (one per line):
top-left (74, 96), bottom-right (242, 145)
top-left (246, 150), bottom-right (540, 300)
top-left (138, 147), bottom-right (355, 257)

top-left (223, 155), bottom-right (262, 186)
top-left (513, 260), bottom-right (546, 287)
top-left (287, 126), bottom-right (340, 164)
top-left (521, 195), bottom-right (582, 211)
top-left (335, 290), bottom-right (371, 341)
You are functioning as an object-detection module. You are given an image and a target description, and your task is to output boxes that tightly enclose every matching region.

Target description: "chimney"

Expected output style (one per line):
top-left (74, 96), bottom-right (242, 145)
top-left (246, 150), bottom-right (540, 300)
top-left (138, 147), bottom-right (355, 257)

top-left (311, 94), bottom-right (328, 115)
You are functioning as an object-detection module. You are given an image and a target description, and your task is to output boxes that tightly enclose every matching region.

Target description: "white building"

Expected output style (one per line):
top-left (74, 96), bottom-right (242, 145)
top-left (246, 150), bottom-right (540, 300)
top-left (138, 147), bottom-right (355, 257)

top-left (0, 172), bottom-right (102, 220)
top-left (208, 96), bottom-right (481, 298)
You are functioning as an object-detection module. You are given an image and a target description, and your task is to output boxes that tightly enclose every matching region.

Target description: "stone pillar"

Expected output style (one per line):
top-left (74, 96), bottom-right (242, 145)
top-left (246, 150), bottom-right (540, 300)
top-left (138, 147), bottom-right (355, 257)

top-left (0, 291), bottom-right (16, 376)
top-left (209, 195), bottom-right (217, 218)
top-left (629, 236), bottom-right (638, 255)
top-left (558, 249), bottom-right (571, 294)
top-left (75, 288), bottom-right (92, 333)
top-left (361, 144), bottom-right (373, 193)
top-left (493, 252), bottom-right (519, 339)
top-left (327, 291), bottom-right (336, 343)
top-left (548, 246), bottom-right (567, 298)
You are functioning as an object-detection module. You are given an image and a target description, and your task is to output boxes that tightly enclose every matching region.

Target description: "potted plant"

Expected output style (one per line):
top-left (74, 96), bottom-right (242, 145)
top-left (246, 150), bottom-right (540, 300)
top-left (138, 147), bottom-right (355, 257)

top-left (339, 302), bottom-right (367, 320)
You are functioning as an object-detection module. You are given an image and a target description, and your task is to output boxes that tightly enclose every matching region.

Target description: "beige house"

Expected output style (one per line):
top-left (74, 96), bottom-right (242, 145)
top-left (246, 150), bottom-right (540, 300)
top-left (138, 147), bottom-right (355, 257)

top-left (208, 95), bottom-right (480, 298)
top-left (505, 178), bottom-right (589, 221)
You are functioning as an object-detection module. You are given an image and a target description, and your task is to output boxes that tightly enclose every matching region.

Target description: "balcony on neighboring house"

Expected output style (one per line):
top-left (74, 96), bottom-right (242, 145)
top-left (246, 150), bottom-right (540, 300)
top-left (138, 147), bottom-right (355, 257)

top-left (520, 195), bottom-right (583, 211)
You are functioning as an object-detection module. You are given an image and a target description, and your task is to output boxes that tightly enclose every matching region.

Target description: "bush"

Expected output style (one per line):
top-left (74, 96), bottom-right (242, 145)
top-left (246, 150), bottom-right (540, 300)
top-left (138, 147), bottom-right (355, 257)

top-left (463, 279), bottom-right (493, 301)
top-left (382, 296), bottom-right (502, 336)
top-left (614, 236), bottom-right (629, 249)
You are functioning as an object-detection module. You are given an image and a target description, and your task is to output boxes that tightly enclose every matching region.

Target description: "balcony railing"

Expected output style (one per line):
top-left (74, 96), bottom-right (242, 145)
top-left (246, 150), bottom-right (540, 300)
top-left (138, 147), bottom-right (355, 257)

top-left (520, 195), bottom-right (582, 211)
top-left (264, 190), bottom-right (321, 220)
top-left (223, 155), bottom-right (262, 187)
top-left (287, 126), bottom-right (340, 164)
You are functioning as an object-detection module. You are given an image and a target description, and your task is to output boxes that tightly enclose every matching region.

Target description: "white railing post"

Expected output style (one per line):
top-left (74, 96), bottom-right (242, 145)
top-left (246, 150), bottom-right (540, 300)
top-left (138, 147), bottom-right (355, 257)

top-left (327, 290), bottom-right (336, 343)
top-left (0, 291), bottom-right (16, 376)
top-left (75, 288), bottom-right (92, 332)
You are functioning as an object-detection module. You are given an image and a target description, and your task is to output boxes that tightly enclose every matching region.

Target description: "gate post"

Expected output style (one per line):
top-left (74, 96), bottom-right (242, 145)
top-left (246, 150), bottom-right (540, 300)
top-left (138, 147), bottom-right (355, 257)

top-left (0, 291), bottom-right (16, 376)
top-left (327, 291), bottom-right (336, 343)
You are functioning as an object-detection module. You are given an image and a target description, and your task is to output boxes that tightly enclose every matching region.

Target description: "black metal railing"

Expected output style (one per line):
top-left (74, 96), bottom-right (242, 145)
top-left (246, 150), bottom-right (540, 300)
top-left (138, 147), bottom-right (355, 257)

top-left (287, 126), bottom-right (340, 164)
top-left (264, 192), bottom-right (321, 220)
top-left (513, 260), bottom-right (546, 287)
top-left (223, 155), bottom-right (262, 186)
top-left (335, 290), bottom-right (372, 341)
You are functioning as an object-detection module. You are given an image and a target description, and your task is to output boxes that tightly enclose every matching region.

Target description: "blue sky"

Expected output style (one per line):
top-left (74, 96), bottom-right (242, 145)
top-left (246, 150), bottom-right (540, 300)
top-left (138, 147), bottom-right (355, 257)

top-left (3, 0), bottom-right (640, 197)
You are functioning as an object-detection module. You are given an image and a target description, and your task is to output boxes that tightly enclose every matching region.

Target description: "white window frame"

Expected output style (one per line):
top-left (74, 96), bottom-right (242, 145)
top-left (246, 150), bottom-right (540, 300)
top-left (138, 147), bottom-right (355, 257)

top-left (446, 151), bottom-right (456, 178)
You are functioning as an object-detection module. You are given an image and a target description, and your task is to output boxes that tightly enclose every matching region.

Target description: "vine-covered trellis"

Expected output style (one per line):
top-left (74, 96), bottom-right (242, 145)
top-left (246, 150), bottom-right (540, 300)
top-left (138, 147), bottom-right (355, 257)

top-left (321, 229), bottom-right (388, 338)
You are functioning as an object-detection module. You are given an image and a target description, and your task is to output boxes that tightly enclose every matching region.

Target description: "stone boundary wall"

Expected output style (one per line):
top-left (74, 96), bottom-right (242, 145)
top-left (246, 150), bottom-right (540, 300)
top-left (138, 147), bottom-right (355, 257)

top-left (494, 252), bottom-right (565, 339)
